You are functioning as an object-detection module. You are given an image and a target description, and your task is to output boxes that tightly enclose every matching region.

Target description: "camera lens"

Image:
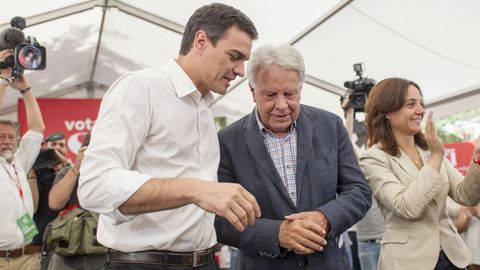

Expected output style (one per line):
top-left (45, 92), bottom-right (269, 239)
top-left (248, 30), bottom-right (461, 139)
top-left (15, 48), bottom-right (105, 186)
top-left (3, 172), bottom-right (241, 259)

top-left (18, 45), bottom-right (42, 69)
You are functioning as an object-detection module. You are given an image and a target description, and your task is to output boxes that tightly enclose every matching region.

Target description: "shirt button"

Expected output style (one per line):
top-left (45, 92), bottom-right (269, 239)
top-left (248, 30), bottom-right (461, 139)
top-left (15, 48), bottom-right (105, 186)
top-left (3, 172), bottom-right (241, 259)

top-left (290, 192), bottom-right (295, 196)
top-left (430, 224), bottom-right (438, 230)
top-left (429, 200), bottom-right (437, 207)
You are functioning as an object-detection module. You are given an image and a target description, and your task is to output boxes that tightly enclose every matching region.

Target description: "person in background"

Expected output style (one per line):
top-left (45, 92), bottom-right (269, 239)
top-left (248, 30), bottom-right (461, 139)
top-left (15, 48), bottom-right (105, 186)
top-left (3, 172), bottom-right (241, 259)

top-left (343, 94), bottom-right (385, 270)
top-left (47, 132), bottom-right (105, 270)
top-left (214, 44), bottom-right (372, 270)
top-left (78, 3), bottom-right (260, 270)
top-left (456, 204), bottom-right (480, 270)
top-left (0, 48), bottom-right (45, 270)
top-left (29, 131), bottom-right (70, 270)
top-left (360, 77), bottom-right (480, 270)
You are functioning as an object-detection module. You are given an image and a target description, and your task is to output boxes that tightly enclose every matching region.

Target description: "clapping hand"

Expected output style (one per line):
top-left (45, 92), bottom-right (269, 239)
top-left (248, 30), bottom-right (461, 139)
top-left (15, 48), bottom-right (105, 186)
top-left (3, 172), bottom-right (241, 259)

top-left (424, 111), bottom-right (444, 157)
top-left (474, 135), bottom-right (480, 160)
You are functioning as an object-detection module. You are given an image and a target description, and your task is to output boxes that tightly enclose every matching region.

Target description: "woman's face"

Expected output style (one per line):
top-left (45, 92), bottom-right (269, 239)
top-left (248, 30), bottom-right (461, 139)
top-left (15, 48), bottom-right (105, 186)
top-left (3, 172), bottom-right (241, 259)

top-left (387, 85), bottom-right (425, 136)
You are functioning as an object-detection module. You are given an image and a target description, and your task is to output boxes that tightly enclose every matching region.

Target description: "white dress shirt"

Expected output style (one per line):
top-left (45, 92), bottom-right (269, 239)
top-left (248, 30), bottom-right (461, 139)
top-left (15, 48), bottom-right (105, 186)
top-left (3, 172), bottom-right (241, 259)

top-left (0, 131), bottom-right (43, 249)
top-left (78, 58), bottom-right (220, 252)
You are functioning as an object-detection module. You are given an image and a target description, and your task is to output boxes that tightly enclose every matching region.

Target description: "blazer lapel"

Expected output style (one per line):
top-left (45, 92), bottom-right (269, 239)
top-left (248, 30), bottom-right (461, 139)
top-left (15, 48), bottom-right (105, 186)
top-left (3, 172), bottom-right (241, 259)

top-left (391, 148), bottom-right (418, 179)
top-left (295, 112), bottom-right (313, 201)
top-left (243, 110), bottom-right (296, 209)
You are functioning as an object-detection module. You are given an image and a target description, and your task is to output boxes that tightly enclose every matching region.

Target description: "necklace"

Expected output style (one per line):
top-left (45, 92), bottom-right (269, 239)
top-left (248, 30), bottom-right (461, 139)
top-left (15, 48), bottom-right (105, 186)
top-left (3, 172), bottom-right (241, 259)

top-left (414, 151), bottom-right (421, 165)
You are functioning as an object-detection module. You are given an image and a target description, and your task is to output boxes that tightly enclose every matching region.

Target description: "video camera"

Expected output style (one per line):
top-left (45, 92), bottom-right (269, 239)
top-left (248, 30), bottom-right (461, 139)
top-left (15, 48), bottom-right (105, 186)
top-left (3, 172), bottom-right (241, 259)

top-left (32, 148), bottom-right (60, 170)
top-left (341, 63), bottom-right (375, 112)
top-left (0, 16), bottom-right (46, 78)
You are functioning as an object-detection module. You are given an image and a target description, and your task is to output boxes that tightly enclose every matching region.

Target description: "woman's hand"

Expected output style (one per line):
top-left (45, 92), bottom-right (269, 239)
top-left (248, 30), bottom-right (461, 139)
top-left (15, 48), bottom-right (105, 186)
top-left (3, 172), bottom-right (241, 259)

top-left (424, 111), bottom-right (445, 158)
top-left (474, 135), bottom-right (480, 160)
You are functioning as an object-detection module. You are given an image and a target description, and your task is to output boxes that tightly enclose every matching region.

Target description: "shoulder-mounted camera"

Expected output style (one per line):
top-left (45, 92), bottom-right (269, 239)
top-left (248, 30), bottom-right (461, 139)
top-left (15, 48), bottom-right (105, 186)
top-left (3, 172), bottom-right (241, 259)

top-left (0, 16), bottom-right (46, 78)
top-left (341, 63), bottom-right (375, 112)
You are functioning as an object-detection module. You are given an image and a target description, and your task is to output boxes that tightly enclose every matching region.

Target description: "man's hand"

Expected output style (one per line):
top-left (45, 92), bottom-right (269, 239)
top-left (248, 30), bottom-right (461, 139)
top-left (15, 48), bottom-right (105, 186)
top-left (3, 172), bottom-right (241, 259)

top-left (278, 219), bottom-right (327, 255)
top-left (74, 146), bottom-right (87, 171)
top-left (285, 210), bottom-right (331, 234)
top-left (193, 182), bottom-right (261, 232)
top-left (54, 148), bottom-right (69, 166)
top-left (9, 75), bottom-right (30, 93)
top-left (0, 49), bottom-right (14, 77)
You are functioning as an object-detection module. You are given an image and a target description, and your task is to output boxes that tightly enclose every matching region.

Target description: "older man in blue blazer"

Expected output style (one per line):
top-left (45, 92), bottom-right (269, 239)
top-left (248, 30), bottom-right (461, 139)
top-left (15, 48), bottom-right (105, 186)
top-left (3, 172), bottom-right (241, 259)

top-left (214, 44), bottom-right (372, 270)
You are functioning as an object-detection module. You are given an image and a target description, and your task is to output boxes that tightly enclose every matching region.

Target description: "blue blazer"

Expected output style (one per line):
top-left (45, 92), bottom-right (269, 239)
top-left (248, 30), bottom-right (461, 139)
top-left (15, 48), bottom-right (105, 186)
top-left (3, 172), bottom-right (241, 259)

top-left (215, 105), bottom-right (372, 270)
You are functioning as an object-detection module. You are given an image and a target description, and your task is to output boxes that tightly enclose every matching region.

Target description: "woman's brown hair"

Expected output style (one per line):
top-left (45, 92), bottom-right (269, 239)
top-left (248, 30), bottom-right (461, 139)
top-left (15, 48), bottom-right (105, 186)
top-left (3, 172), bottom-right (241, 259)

top-left (365, 77), bottom-right (428, 156)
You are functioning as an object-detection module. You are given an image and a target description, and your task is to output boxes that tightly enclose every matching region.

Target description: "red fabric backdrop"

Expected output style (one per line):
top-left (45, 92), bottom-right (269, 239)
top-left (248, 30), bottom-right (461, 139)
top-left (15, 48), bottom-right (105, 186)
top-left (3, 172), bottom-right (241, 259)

top-left (18, 98), bottom-right (101, 160)
top-left (444, 141), bottom-right (475, 176)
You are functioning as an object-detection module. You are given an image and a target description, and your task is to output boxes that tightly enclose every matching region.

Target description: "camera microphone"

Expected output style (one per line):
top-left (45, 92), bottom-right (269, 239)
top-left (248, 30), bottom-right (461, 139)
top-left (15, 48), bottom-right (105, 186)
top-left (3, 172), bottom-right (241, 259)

top-left (0, 28), bottom-right (25, 50)
top-left (10, 16), bottom-right (27, 30)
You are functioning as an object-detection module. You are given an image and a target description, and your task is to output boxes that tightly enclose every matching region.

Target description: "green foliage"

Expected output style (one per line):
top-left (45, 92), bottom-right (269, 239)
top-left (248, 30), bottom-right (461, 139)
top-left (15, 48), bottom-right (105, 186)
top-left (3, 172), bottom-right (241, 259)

top-left (436, 108), bottom-right (480, 143)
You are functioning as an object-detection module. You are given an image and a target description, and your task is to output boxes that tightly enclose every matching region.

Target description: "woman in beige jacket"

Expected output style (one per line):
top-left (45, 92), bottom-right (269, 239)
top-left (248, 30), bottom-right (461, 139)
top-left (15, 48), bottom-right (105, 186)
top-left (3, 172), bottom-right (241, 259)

top-left (359, 78), bottom-right (480, 270)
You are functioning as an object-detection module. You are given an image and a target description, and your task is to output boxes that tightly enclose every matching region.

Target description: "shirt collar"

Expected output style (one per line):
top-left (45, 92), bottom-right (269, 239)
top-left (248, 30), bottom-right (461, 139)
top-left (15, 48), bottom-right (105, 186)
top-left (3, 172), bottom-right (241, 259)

top-left (255, 108), bottom-right (297, 137)
top-left (167, 58), bottom-right (214, 106)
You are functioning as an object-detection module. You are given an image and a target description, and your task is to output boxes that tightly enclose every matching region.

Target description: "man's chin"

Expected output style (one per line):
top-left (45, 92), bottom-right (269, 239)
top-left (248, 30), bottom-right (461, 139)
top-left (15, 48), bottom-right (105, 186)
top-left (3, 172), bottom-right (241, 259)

top-left (211, 87), bottom-right (228, 95)
top-left (0, 150), bottom-right (14, 161)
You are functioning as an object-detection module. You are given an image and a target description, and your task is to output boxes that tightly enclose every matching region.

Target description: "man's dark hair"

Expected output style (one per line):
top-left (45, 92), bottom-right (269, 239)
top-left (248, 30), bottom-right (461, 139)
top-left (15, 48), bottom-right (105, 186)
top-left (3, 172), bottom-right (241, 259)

top-left (45, 131), bottom-right (65, 142)
top-left (179, 3), bottom-right (258, 55)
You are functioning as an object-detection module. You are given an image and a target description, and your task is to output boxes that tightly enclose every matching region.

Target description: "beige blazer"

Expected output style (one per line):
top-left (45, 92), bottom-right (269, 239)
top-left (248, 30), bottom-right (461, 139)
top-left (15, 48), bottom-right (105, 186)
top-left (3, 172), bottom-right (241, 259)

top-left (360, 144), bottom-right (480, 270)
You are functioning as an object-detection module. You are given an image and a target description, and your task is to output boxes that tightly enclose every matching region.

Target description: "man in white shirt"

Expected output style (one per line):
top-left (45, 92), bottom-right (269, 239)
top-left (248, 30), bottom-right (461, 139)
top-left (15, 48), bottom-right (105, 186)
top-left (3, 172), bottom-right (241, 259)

top-left (0, 49), bottom-right (46, 270)
top-left (78, 3), bottom-right (260, 269)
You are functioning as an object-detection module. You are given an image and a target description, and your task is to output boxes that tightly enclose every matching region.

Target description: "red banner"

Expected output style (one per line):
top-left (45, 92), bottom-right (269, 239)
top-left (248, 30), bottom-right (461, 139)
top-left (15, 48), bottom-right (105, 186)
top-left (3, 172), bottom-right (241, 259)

top-left (18, 98), bottom-right (101, 160)
top-left (444, 141), bottom-right (475, 176)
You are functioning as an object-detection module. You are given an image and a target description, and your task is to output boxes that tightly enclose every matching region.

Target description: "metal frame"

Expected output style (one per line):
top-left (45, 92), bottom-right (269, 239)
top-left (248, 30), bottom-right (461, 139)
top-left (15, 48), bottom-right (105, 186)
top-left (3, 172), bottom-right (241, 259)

top-left (211, 0), bottom-right (353, 106)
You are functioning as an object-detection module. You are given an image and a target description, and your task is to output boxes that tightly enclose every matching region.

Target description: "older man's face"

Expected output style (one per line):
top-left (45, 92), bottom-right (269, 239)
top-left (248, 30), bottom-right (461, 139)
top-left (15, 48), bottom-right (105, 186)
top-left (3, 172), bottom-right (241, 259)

top-left (251, 67), bottom-right (302, 138)
top-left (0, 124), bottom-right (17, 161)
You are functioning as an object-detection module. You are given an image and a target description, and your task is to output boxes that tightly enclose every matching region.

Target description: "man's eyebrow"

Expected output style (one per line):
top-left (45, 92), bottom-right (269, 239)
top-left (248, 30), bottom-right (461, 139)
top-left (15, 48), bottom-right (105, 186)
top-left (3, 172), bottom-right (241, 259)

top-left (227, 49), bottom-right (247, 60)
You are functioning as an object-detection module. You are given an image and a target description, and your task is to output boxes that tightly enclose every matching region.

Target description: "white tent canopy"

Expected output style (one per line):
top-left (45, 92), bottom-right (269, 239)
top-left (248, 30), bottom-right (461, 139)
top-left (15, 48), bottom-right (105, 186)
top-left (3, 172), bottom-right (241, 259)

top-left (2, 0), bottom-right (480, 123)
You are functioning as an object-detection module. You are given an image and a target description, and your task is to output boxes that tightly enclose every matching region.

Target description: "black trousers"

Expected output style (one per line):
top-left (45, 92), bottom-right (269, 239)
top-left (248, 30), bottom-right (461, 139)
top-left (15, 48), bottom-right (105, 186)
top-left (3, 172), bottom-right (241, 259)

top-left (103, 259), bottom-right (220, 270)
top-left (434, 250), bottom-right (466, 270)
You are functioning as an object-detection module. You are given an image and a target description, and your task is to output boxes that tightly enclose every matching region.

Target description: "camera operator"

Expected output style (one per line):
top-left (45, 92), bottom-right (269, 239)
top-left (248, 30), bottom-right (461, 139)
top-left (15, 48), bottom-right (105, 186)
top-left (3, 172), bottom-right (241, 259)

top-left (342, 92), bottom-right (385, 270)
top-left (28, 131), bottom-right (70, 270)
top-left (0, 48), bottom-right (45, 270)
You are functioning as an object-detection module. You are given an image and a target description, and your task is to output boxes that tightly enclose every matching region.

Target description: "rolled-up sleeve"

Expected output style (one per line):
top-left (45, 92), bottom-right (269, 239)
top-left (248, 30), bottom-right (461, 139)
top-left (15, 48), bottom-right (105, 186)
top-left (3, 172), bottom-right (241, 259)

top-left (15, 130), bottom-right (44, 172)
top-left (78, 73), bottom-right (153, 223)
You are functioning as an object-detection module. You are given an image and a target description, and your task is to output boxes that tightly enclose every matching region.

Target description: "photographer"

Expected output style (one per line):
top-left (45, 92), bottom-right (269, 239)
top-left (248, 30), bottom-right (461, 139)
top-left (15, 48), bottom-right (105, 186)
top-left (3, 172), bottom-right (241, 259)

top-left (46, 132), bottom-right (105, 270)
top-left (28, 131), bottom-right (70, 270)
top-left (342, 93), bottom-right (385, 270)
top-left (0, 48), bottom-right (45, 270)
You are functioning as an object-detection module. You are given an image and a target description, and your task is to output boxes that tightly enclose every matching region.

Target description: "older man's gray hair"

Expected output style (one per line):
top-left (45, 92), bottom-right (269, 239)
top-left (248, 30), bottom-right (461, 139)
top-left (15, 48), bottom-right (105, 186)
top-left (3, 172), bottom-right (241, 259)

top-left (247, 44), bottom-right (305, 88)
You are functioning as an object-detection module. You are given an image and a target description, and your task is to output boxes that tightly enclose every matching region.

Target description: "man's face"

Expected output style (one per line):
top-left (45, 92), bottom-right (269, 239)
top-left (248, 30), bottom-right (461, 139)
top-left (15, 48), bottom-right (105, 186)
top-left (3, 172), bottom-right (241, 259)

top-left (251, 67), bottom-right (302, 137)
top-left (46, 138), bottom-right (67, 156)
top-left (0, 124), bottom-right (17, 161)
top-left (198, 26), bottom-right (253, 95)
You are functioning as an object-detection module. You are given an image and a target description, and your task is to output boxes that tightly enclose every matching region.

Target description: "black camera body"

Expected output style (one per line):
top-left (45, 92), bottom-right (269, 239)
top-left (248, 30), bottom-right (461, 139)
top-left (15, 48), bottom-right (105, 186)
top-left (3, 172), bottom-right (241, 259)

top-left (0, 17), bottom-right (46, 78)
top-left (32, 148), bottom-right (60, 170)
top-left (342, 63), bottom-right (375, 112)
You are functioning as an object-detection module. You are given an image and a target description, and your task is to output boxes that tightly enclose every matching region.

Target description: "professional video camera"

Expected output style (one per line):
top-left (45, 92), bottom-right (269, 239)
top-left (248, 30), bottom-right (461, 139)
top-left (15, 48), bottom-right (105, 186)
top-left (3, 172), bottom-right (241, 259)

top-left (0, 16), bottom-right (46, 78)
top-left (341, 63), bottom-right (375, 112)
